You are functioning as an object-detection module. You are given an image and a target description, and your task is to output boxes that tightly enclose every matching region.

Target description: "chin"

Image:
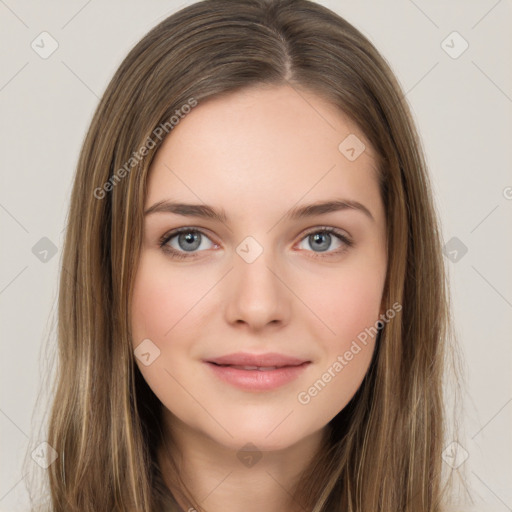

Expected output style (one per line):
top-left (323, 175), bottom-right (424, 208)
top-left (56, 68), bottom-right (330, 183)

top-left (205, 419), bottom-right (317, 454)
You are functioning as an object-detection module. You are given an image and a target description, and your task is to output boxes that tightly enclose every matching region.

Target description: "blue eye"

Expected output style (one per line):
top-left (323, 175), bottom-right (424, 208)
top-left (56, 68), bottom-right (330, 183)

top-left (297, 227), bottom-right (353, 256)
top-left (159, 228), bottom-right (216, 259)
top-left (159, 226), bottom-right (353, 260)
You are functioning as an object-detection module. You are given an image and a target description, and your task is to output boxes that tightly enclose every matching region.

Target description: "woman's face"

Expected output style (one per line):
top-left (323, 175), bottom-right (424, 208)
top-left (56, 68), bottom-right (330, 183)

top-left (131, 84), bottom-right (387, 452)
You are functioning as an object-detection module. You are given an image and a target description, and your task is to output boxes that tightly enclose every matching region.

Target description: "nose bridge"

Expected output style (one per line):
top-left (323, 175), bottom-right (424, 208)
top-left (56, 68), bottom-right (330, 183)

top-left (226, 234), bottom-right (288, 328)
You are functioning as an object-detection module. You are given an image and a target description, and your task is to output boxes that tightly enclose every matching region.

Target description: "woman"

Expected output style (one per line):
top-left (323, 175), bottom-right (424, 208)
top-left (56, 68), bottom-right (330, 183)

top-left (26, 0), bottom-right (465, 510)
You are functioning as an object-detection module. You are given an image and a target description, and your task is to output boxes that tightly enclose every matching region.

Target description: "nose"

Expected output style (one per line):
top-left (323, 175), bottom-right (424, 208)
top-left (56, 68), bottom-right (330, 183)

top-left (224, 241), bottom-right (290, 331)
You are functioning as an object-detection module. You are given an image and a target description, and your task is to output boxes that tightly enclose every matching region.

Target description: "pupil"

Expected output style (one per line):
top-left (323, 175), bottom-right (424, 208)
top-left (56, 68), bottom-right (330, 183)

top-left (180, 232), bottom-right (200, 251)
top-left (312, 232), bottom-right (330, 252)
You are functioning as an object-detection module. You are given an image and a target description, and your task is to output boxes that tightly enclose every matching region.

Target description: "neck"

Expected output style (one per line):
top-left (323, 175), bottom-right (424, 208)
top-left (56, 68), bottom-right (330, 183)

top-left (157, 410), bottom-right (327, 512)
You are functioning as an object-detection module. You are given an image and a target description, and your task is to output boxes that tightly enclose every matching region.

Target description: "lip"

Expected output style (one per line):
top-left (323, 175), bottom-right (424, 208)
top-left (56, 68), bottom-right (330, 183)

top-left (205, 352), bottom-right (310, 367)
top-left (204, 352), bottom-right (311, 391)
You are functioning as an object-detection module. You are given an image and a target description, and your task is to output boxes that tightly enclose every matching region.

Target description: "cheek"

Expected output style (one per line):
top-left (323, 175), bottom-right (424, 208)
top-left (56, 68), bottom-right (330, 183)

top-left (131, 253), bottom-right (205, 345)
top-left (296, 288), bottom-right (380, 418)
top-left (130, 255), bottom-right (205, 413)
top-left (302, 262), bottom-right (384, 347)
top-left (294, 262), bottom-right (384, 412)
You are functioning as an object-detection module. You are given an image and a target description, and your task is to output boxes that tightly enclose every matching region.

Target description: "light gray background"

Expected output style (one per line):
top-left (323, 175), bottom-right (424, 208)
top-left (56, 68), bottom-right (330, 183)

top-left (1, 1), bottom-right (511, 511)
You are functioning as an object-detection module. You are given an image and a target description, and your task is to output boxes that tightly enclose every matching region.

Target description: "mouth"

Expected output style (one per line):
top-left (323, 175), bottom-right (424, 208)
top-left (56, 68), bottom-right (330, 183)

top-left (205, 352), bottom-right (310, 368)
top-left (204, 355), bottom-right (311, 391)
top-left (208, 362), bottom-right (306, 371)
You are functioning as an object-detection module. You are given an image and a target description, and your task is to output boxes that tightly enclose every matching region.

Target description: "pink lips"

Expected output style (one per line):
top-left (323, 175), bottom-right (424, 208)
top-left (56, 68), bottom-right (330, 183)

top-left (204, 352), bottom-right (311, 391)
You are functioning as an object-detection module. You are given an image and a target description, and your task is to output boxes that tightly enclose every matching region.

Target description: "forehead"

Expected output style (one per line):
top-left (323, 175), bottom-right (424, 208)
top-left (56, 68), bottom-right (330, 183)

top-left (145, 84), bottom-right (382, 224)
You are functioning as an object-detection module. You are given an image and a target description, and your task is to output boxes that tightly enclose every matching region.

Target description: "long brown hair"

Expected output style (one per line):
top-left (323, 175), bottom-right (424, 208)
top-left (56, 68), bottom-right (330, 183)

top-left (24, 0), bottom-right (467, 510)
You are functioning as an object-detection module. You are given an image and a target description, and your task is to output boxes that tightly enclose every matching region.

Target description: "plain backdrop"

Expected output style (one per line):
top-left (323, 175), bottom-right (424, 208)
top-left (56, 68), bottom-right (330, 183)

top-left (1, 1), bottom-right (511, 510)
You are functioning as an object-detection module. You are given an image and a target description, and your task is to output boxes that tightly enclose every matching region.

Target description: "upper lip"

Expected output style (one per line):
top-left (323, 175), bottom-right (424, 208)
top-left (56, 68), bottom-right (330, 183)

top-left (205, 352), bottom-right (310, 367)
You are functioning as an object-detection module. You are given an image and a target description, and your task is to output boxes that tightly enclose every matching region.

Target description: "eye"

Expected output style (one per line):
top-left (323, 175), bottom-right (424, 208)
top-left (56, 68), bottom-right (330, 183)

top-left (159, 228), bottom-right (217, 260)
top-left (159, 226), bottom-right (353, 260)
top-left (296, 227), bottom-right (353, 258)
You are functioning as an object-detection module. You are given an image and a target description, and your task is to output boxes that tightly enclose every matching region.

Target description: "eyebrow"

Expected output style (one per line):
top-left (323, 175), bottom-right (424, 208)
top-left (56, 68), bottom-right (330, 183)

top-left (144, 199), bottom-right (374, 223)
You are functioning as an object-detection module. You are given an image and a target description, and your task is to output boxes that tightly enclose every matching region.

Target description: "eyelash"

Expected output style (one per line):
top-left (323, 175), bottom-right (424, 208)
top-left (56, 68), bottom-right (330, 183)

top-left (159, 226), bottom-right (354, 261)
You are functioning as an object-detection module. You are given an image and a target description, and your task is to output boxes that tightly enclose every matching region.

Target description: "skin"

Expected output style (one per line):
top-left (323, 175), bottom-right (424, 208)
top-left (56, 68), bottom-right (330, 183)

top-left (131, 84), bottom-right (387, 512)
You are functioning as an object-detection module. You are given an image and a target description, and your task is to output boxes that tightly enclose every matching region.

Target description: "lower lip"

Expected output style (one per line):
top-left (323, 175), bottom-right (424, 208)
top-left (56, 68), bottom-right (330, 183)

top-left (205, 362), bottom-right (310, 391)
